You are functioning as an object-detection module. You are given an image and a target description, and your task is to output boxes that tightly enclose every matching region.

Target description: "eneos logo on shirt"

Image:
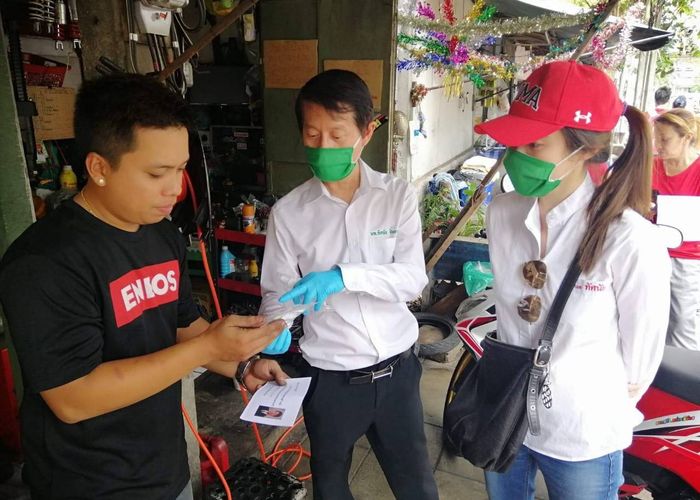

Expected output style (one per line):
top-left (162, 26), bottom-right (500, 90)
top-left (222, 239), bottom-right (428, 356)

top-left (109, 260), bottom-right (180, 327)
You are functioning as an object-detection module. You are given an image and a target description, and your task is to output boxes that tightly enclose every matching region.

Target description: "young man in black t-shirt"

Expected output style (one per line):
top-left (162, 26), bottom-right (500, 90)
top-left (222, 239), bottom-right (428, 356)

top-left (0, 75), bottom-right (288, 499)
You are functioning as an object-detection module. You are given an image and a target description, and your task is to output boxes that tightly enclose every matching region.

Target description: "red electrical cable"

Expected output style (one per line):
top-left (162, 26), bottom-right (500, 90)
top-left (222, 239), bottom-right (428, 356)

top-left (183, 171), bottom-right (222, 318)
top-left (180, 171), bottom-right (311, 500)
top-left (182, 402), bottom-right (232, 500)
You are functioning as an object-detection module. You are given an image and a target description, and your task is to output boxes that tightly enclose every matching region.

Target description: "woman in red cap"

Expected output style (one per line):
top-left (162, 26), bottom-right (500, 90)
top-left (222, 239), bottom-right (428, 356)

top-left (652, 108), bottom-right (700, 350)
top-left (474, 60), bottom-right (671, 499)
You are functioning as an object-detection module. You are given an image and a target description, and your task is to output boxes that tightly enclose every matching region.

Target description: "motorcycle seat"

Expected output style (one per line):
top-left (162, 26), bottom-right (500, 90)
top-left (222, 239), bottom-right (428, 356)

top-left (652, 346), bottom-right (700, 406)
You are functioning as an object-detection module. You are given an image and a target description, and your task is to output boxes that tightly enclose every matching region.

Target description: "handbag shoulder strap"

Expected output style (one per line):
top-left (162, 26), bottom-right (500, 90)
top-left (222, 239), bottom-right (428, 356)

top-left (538, 258), bottom-right (582, 348)
top-left (527, 258), bottom-right (581, 436)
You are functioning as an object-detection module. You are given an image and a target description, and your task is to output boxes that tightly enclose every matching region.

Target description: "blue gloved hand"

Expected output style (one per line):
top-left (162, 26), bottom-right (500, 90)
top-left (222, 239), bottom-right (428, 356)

top-left (279, 267), bottom-right (345, 312)
top-left (262, 327), bottom-right (291, 355)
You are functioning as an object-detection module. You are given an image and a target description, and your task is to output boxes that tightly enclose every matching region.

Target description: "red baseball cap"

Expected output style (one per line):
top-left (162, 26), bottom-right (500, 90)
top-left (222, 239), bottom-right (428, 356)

top-left (474, 61), bottom-right (624, 147)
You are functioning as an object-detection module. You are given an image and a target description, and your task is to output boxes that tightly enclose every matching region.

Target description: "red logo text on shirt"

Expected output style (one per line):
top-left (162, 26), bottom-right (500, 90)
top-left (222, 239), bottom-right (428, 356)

top-left (575, 280), bottom-right (607, 293)
top-left (109, 260), bottom-right (179, 327)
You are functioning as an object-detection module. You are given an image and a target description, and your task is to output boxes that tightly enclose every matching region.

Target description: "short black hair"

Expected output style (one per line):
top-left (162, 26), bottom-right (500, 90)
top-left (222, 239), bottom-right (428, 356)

top-left (295, 70), bottom-right (373, 132)
top-left (74, 74), bottom-right (193, 165)
top-left (672, 95), bottom-right (687, 108)
top-left (655, 86), bottom-right (671, 106)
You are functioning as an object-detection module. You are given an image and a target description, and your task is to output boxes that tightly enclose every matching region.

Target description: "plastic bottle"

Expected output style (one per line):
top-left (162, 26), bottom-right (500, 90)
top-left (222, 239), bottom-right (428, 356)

top-left (219, 246), bottom-right (235, 278)
top-left (242, 203), bottom-right (256, 234)
top-left (59, 165), bottom-right (78, 191)
top-left (249, 259), bottom-right (259, 282)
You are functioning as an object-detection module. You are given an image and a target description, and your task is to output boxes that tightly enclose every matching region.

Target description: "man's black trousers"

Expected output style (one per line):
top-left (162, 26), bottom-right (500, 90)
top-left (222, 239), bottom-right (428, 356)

top-left (301, 351), bottom-right (439, 500)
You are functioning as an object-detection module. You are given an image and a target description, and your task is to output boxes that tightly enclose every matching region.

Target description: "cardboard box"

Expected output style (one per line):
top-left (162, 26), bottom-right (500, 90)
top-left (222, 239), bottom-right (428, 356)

top-left (27, 86), bottom-right (76, 142)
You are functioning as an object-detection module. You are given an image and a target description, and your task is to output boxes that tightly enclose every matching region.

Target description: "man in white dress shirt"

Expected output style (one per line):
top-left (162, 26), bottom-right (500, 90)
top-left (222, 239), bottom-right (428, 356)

top-left (258, 70), bottom-right (438, 500)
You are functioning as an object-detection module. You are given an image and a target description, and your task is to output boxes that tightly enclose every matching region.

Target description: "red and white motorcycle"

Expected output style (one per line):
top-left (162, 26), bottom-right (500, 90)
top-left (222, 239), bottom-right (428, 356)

top-left (446, 314), bottom-right (700, 500)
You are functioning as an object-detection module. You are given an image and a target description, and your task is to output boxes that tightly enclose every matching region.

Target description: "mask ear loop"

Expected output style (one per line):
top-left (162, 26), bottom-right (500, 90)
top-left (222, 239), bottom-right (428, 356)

top-left (351, 134), bottom-right (363, 163)
top-left (549, 146), bottom-right (584, 182)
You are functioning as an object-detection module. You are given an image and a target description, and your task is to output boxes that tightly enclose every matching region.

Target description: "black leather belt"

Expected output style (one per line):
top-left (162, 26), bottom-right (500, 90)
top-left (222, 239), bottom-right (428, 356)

top-left (348, 350), bottom-right (412, 385)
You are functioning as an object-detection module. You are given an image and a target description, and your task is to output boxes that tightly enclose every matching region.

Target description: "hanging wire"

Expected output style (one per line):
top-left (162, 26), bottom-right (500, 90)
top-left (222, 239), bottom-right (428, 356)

top-left (175, 0), bottom-right (206, 31)
top-left (147, 34), bottom-right (160, 71)
top-left (153, 25), bottom-right (184, 96)
top-left (125, 0), bottom-right (139, 73)
top-left (167, 2), bottom-right (207, 96)
top-left (124, 0), bottom-right (194, 95)
top-left (173, 8), bottom-right (200, 68)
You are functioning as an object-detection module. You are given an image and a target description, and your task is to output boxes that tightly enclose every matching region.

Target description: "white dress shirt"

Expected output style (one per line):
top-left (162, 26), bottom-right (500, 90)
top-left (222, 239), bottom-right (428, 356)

top-left (259, 161), bottom-right (428, 370)
top-left (487, 175), bottom-right (671, 461)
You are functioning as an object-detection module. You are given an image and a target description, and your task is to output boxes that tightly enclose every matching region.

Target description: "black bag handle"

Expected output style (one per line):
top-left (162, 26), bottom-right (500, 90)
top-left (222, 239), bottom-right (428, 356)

top-left (534, 258), bottom-right (581, 365)
top-left (527, 257), bottom-right (582, 435)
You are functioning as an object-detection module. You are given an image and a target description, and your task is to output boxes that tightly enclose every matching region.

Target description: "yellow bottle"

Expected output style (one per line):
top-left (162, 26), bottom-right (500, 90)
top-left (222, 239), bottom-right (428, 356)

top-left (59, 165), bottom-right (78, 191)
top-left (249, 259), bottom-right (259, 280)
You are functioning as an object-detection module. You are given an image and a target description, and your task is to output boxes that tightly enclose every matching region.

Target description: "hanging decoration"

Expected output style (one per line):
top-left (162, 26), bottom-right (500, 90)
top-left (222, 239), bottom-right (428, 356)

top-left (410, 83), bottom-right (429, 107)
top-left (443, 70), bottom-right (464, 98)
top-left (589, 2), bottom-right (644, 69)
top-left (538, 1), bottom-right (609, 60)
top-left (519, 0), bottom-right (623, 74)
top-left (398, 10), bottom-right (593, 40)
top-left (397, 0), bottom-right (598, 94)
top-left (416, 2), bottom-right (436, 21)
top-left (397, 0), bottom-right (518, 93)
top-left (442, 0), bottom-right (457, 26)
top-left (399, 0), bottom-right (624, 97)
top-left (468, 0), bottom-right (496, 23)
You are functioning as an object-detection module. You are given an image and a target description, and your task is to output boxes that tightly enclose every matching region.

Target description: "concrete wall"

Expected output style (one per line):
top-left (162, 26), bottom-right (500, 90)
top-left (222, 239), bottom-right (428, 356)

top-left (394, 0), bottom-right (475, 184)
top-left (261, 0), bottom-right (395, 195)
top-left (75, 0), bottom-right (130, 80)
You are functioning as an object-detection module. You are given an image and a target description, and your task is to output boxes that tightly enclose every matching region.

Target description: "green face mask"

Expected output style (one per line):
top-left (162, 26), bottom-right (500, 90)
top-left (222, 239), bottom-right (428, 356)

top-left (305, 136), bottom-right (361, 182)
top-left (503, 147), bottom-right (582, 198)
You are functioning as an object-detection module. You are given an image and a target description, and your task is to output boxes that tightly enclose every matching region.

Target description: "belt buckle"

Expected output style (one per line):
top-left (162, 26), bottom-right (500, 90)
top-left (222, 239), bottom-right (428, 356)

top-left (371, 364), bottom-right (394, 383)
top-left (533, 344), bottom-right (551, 367)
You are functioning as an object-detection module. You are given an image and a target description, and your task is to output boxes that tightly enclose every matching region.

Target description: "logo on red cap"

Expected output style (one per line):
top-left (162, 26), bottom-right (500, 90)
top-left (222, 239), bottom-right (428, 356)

top-left (514, 82), bottom-right (543, 111)
top-left (573, 111), bottom-right (592, 124)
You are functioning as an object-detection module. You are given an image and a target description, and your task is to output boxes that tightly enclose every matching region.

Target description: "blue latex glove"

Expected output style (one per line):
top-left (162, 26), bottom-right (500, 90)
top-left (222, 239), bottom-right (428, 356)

top-left (279, 268), bottom-right (345, 312)
top-left (262, 327), bottom-right (291, 355)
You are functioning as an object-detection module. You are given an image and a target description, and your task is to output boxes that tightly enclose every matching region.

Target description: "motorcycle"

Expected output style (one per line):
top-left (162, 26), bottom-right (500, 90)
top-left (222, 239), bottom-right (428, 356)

top-left (445, 315), bottom-right (700, 500)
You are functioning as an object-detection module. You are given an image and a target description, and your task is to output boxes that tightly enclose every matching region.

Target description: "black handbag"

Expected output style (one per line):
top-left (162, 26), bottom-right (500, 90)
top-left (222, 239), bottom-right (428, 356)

top-left (443, 260), bottom-right (581, 473)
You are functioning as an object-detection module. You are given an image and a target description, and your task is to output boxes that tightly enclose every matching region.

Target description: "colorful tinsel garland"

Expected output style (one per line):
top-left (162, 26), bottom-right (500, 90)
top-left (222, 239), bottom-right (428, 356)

top-left (398, 10), bottom-right (593, 40)
top-left (398, 0), bottom-right (518, 93)
top-left (397, 0), bottom-right (634, 97)
top-left (589, 2), bottom-right (644, 69)
top-left (397, 0), bottom-right (598, 93)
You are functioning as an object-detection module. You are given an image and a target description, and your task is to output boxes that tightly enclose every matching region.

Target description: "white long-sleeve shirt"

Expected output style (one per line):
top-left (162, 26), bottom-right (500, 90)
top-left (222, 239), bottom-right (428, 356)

top-left (487, 175), bottom-right (671, 461)
top-left (259, 161), bottom-right (428, 370)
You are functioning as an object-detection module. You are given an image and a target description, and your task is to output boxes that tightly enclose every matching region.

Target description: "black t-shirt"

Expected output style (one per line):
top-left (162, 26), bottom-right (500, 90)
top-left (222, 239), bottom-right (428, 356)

top-left (0, 200), bottom-right (201, 499)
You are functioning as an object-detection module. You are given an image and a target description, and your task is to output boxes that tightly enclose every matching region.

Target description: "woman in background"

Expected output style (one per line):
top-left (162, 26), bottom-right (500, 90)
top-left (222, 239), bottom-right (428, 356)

top-left (653, 108), bottom-right (700, 350)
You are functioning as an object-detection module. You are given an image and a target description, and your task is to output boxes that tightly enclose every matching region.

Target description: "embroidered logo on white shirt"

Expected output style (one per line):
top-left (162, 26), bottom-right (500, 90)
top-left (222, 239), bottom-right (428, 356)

top-left (575, 280), bottom-right (607, 293)
top-left (370, 227), bottom-right (398, 238)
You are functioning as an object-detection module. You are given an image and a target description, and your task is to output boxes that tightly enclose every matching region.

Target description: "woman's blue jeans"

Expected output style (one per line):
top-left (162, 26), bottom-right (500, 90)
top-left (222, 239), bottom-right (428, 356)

top-left (484, 445), bottom-right (623, 500)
